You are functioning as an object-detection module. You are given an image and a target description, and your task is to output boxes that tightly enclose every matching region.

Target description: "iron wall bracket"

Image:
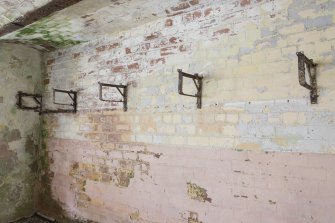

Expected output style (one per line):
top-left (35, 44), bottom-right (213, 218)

top-left (16, 91), bottom-right (43, 113)
top-left (296, 52), bottom-right (318, 104)
top-left (42, 88), bottom-right (77, 114)
top-left (98, 82), bottom-right (128, 111)
top-left (16, 89), bottom-right (77, 115)
top-left (178, 69), bottom-right (203, 109)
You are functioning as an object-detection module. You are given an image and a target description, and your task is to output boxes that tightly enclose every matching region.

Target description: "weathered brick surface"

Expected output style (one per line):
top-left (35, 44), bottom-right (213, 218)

top-left (48, 137), bottom-right (335, 223)
top-left (42, 0), bottom-right (335, 222)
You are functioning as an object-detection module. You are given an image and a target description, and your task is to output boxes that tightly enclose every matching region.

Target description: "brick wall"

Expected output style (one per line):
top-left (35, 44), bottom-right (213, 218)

top-left (48, 137), bottom-right (335, 222)
top-left (42, 0), bottom-right (335, 222)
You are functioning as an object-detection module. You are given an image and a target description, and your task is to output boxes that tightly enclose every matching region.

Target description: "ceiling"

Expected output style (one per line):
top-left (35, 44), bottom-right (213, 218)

top-left (0, 0), bottom-right (51, 27)
top-left (0, 0), bottom-right (199, 51)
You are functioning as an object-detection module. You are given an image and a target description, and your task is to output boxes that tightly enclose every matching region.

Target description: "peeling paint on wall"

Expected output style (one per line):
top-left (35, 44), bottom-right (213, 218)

top-left (129, 210), bottom-right (140, 221)
top-left (187, 182), bottom-right (212, 203)
top-left (115, 168), bottom-right (134, 188)
top-left (187, 211), bottom-right (203, 223)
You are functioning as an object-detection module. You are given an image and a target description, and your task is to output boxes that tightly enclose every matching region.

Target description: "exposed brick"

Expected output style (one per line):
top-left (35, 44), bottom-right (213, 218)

top-left (125, 47), bottom-right (131, 54)
top-left (189, 0), bottom-right (199, 6)
top-left (165, 19), bottom-right (173, 27)
top-left (127, 63), bottom-right (139, 70)
top-left (171, 2), bottom-right (190, 11)
top-left (106, 58), bottom-right (119, 65)
top-left (47, 58), bottom-right (55, 65)
top-left (96, 45), bottom-right (107, 52)
top-left (160, 46), bottom-right (178, 56)
top-left (112, 65), bottom-right (125, 73)
top-left (169, 37), bottom-right (178, 44)
top-left (204, 8), bottom-right (213, 17)
top-left (150, 58), bottom-right (166, 66)
top-left (73, 52), bottom-right (82, 59)
top-left (145, 32), bottom-right (160, 40)
top-left (213, 28), bottom-right (230, 36)
top-left (240, 0), bottom-right (251, 7)
top-left (193, 10), bottom-right (202, 19)
top-left (108, 43), bottom-right (120, 49)
top-left (96, 43), bottom-right (118, 53)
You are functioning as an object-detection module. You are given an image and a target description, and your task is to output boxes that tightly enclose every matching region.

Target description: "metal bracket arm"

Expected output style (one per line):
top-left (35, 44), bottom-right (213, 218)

top-left (41, 88), bottom-right (77, 114)
top-left (16, 91), bottom-right (43, 113)
top-left (98, 82), bottom-right (128, 111)
top-left (296, 52), bottom-right (318, 104)
top-left (178, 69), bottom-right (203, 109)
top-left (17, 89), bottom-right (77, 115)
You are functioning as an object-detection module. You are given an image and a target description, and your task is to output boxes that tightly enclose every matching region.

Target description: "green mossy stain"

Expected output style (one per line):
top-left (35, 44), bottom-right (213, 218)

top-left (0, 125), bottom-right (21, 142)
top-left (9, 56), bottom-right (23, 69)
top-left (0, 176), bottom-right (36, 221)
top-left (0, 123), bottom-right (40, 221)
top-left (38, 119), bottom-right (49, 139)
top-left (15, 17), bottom-right (83, 48)
top-left (0, 125), bottom-right (10, 141)
top-left (34, 117), bottom-right (74, 222)
top-left (12, 201), bottom-right (34, 220)
top-left (11, 106), bottom-right (17, 115)
top-left (25, 135), bottom-right (38, 156)
top-left (0, 182), bottom-right (11, 201)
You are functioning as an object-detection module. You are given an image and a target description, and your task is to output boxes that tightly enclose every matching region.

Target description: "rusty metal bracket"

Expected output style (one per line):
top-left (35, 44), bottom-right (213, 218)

top-left (42, 88), bottom-right (77, 114)
top-left (296, 52), bottom-right (318, 104)
top-left (98, 82), bottom-right (127, 111)
top-left (178, 69), bottom-right (203, 109)
top-left (16, 91), bottom-right (43, 113)
top-left (17, 89), bottom-right (77, 115)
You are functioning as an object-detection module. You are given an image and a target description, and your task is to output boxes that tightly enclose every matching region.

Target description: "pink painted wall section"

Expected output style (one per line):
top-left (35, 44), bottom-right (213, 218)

top-left (48, 136), bottom-right (335, 223)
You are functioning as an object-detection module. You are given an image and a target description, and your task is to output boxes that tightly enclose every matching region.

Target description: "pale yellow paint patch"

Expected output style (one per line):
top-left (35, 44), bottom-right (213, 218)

top-left (236, 143), bottom-right (262, 151)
